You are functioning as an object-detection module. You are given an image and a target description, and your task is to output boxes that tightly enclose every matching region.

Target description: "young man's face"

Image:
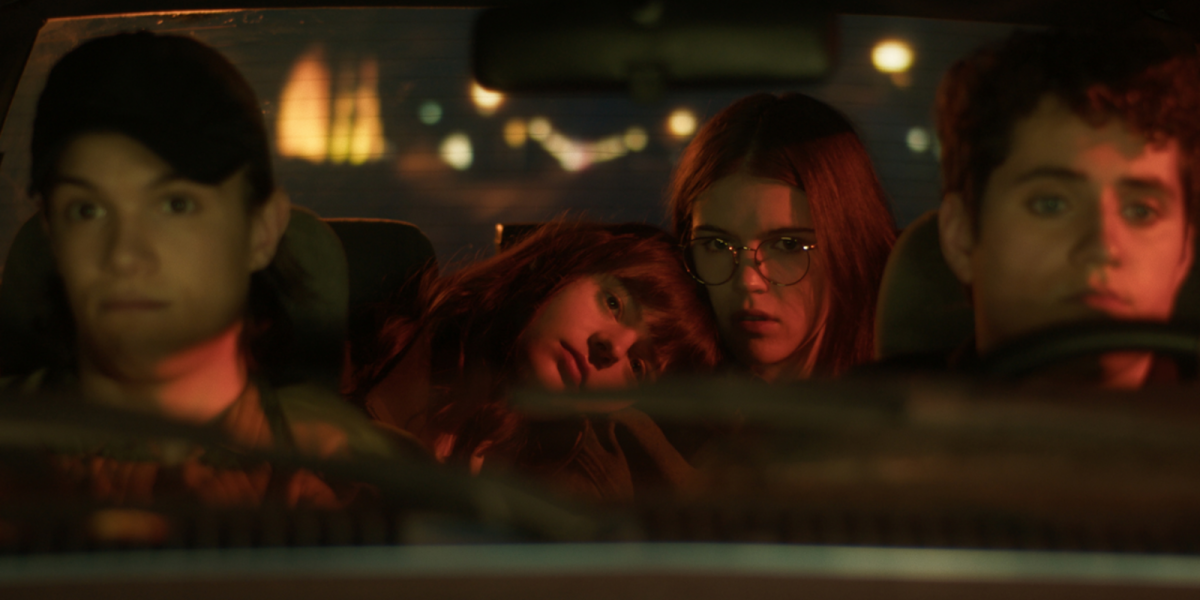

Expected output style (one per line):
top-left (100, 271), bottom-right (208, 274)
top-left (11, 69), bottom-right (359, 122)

top-left (941, 95), bottom-right (1194, 354)
top-left (43, 132), bottom-right (285, 375)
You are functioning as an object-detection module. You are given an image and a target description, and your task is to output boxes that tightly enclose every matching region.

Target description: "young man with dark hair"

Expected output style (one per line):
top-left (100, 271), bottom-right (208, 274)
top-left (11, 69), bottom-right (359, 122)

top-left (936, 30), bottom-right (1200, 388)
top-left (17, 32), bottom-right (393, 506)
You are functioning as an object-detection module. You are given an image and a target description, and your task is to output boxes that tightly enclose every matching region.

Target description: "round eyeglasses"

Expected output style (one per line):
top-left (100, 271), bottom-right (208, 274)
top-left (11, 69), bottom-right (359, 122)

top-left (683, 235), bottom-right (817, 286)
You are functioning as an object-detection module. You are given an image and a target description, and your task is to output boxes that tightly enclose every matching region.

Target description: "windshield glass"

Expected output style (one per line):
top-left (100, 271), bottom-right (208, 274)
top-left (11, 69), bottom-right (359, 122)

top-left (0, 8), bottom-right (1019, 263)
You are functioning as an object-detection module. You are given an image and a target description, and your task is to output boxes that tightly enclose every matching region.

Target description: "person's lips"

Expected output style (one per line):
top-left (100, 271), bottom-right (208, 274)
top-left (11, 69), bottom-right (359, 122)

top-left (731, 308), bottom-right (780, 334)
top-left (100, 297), bottom-right (169, 312)
top-left (1073, 289), bottom-right (1132, 315)
top-left (558, 341), bottom-right (588, 389)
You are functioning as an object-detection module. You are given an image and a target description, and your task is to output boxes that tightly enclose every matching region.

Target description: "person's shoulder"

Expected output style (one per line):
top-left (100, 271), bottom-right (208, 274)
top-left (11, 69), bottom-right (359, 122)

top-left (273, 381), bottom-right (401, 459)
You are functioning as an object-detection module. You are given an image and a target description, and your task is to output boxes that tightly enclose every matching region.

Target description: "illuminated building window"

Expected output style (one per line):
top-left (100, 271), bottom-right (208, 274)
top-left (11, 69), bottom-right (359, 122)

top-left (276, 44), bottom-right (387, 164)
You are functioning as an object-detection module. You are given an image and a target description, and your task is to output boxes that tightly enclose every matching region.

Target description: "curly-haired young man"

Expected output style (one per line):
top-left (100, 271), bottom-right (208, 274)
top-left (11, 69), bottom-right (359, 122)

top-left (936, 30), bottom-right (1200, 387)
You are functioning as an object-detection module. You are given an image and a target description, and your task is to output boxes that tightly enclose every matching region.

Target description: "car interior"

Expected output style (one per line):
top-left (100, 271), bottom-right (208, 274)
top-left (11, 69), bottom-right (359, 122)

top-left (2, 1), bottom-right (1200, 598)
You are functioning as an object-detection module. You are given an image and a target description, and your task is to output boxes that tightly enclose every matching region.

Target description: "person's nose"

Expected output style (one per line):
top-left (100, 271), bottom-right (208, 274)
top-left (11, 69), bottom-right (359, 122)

top-left (103, 212), bottom-right (157, 276)
top-left (1071, 192), bottom-right (1123, 272)
top-left (731, 246), bottom-right (769, 293)
top-left (586, 324), bottom-right (638, 388)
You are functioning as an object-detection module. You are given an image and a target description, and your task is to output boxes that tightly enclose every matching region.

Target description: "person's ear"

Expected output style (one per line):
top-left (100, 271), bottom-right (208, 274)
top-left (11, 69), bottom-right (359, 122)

top-left (247, 189), bottom-right (291, 272)
top-left (938, 192), bottom-right (976, 286)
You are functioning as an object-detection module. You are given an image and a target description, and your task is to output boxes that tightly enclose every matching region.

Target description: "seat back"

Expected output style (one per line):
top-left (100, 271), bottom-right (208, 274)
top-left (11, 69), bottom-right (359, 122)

top-left (873, 210), bottom-right (974, 360)
top-left (0, 208), bottom-right (350, 389)
top-left (323, 218), bottom-right (437, 377)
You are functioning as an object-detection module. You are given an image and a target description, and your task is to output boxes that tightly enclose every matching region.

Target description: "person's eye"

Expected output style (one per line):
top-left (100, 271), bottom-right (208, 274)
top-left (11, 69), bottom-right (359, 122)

top-left (630, 357), bottom-right (648, 380)
top-left (604, 292), bottom-right (622, 316)
top-left (702, 238), bottom-right (732, 252)
top-left (64, 201), bottom-right (106, 222)
top-left (771, 237), bottom-right (811, 253)
top-left (1121, 200), bottom-right (1160, 225)
top-left (162, 194), bottom-right (198, 215)
top-left (1027, 194), bottom-right (1068, 216)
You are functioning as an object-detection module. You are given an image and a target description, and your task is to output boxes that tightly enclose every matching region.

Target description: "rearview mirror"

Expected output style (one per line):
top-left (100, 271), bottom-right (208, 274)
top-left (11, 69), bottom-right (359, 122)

top-left (472, 1), bottom-right (836, 101)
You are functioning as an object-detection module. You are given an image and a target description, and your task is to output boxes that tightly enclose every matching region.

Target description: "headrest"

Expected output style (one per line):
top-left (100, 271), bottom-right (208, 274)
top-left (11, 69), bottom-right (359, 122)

top-left (322, 218), bottom-right (437, 312)
top-left (322, 218), bottom-right (437, 380)
top-left (873, 210), bottom-right (974, 360)
top-left (0, 207), bottom-right (349, 388)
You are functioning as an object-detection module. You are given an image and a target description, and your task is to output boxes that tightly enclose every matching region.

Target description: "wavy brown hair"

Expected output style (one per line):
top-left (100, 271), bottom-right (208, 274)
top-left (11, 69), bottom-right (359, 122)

top-left (937, 29), bottom-right (1200, 231)
top-left (668, 93), bottom-right (896, 377)
top-left (353, 220), bottom-right (721, 462)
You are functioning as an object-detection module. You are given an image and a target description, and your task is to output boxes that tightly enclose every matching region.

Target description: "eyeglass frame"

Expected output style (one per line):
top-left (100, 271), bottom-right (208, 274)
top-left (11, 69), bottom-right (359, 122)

top-left (681, 234), bottom-right (818, 287)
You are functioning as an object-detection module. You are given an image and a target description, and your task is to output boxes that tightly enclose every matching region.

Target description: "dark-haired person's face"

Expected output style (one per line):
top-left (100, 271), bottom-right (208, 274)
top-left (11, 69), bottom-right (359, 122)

top-left (43, 133), bottom-right (285, 377)
top-left (691, 173), bottom-right (829, 381)
top-left (941, 96), bottom-right (1193, 377)
top-left (515, 274), bottom-right (657, 392)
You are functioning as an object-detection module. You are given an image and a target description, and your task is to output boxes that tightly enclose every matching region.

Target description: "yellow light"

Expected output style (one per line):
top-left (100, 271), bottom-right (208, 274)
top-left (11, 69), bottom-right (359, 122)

top-left (528, 116), bottom-right (552, 142)
top-left (906, 126), bottom-right (931, 153)
top-left (667, 108), bottom-right (697, 139)
top-left (471, 81), bottom-right (504, 115)
top-left (276, 45), bottom-right (330, 163)
top-left (504, 118), bottom-right (527, 148)
top-left (348, 57), bottom-right (384, 165)
top-left (872, 40), bottom-right (913, 74)
top-left (623, 126), bottom-right (648, 152)
top-left (439, 132), bottom-right (473, 170)
top-left (328, 65), bottom-right (358, 164)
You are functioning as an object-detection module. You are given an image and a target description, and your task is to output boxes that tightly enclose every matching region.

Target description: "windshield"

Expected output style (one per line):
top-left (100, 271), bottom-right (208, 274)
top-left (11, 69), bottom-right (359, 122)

top-left (0, 8), bottom-right (1019, 263)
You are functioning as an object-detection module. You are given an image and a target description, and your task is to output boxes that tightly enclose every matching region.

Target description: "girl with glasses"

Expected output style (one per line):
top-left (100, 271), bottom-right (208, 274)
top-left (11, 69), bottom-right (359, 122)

top-left (670, 93), bottom-right (897, 381)
top-left (348, 221), bottom-right (721, 501)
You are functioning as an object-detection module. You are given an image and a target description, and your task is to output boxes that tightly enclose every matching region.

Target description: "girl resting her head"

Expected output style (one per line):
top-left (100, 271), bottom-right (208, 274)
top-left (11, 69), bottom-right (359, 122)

top-left (669, 93), bottom-right (897, 381)
top-left (350, 221), bottom-right (721, 500)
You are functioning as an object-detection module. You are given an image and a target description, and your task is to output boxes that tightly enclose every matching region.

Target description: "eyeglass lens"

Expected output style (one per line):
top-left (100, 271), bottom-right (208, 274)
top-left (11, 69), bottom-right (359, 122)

top-left (686, 236), bottom-right (813, 286)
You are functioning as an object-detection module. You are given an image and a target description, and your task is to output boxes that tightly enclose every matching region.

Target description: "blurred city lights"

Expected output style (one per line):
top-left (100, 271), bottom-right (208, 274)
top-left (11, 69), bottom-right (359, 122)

top-left (668, 108), bottom-right (697, 138)
top-left (504, 118), bottom-right (527, 148)
top-left (439, 132), bottom-right (473, 170)
top-left (348, 57), bottom-right (385, 165)
top-left (528, 116), bottom-right (552, 142)
top-left (277, 46), bottom-right (386, 165)
top-left (471, 81), bottom-right (504, 116)
top-left (276, 45), bottom-right (331, 163)
top-left (623, 126), bottom-right (648, 152)
top-left (906, 127), bottom-right (931, 153)
top-left (418, 100), bottom-right (443, 125)
top-left (872, 40), bottom-right (913, 73)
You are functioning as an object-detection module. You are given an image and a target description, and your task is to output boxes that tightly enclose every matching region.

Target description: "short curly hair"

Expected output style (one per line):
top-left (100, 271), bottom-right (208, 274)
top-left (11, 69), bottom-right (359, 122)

top-left (937, 29), bottom-right (1200, 230)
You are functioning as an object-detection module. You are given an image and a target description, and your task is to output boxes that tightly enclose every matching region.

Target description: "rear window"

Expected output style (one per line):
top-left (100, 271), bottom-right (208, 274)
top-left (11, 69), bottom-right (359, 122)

top-left (0, 8), bottom-right (1019, 264)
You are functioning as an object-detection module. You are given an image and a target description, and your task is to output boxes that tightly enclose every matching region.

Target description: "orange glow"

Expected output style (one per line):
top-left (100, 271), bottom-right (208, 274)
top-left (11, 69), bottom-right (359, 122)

top-left (471, 81), bottom-right (504, 116)
top-left (349, 57), bottom-right (385, 165)
top-left (328, 61), bottom-right (357, 164)
top-left (276, 45), bottom-right (330, 163)
top-left (277, 46), bottom-right (386, 164)
top-left (667, 108), bottom-right (697, 138)
top-left (504, 118), bottom-right (527, 148)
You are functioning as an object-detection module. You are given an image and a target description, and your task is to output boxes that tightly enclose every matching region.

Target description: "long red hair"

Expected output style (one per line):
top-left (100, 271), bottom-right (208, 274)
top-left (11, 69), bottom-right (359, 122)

top-left (668, 93), bottom-right (896, 376)
top-left (354, 220), bottom-right (721, 462)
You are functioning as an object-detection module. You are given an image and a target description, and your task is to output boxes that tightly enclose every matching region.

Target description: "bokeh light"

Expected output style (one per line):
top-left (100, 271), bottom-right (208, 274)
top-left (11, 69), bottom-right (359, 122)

top-left (872, 40), bottom-right (913, 73)
top-left (623, 126), bottom-right (648, 152)
top-left (277, 46), bottom-right (385, 164)
top-left (439, 132), bottom-right (473, 170)
top-left (277, 45), bottom-right (331, 163)
top-left (528, 116), bottom-right (552, 142)
top-left (471, 81), bottom-right (504, 116)
top-left (667, 108), bottom-right (697, 138)
top-left (504, 118), bottom-right (527, 148)
top-left (906, 127), bottom-right (931, 153)
top-left (418, 100), bottom-right (443, 125)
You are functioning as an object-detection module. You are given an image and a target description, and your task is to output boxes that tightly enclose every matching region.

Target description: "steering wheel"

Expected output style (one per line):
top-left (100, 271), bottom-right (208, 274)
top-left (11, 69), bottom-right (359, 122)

top-left (976, 320), bottom-right (1200, 380)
